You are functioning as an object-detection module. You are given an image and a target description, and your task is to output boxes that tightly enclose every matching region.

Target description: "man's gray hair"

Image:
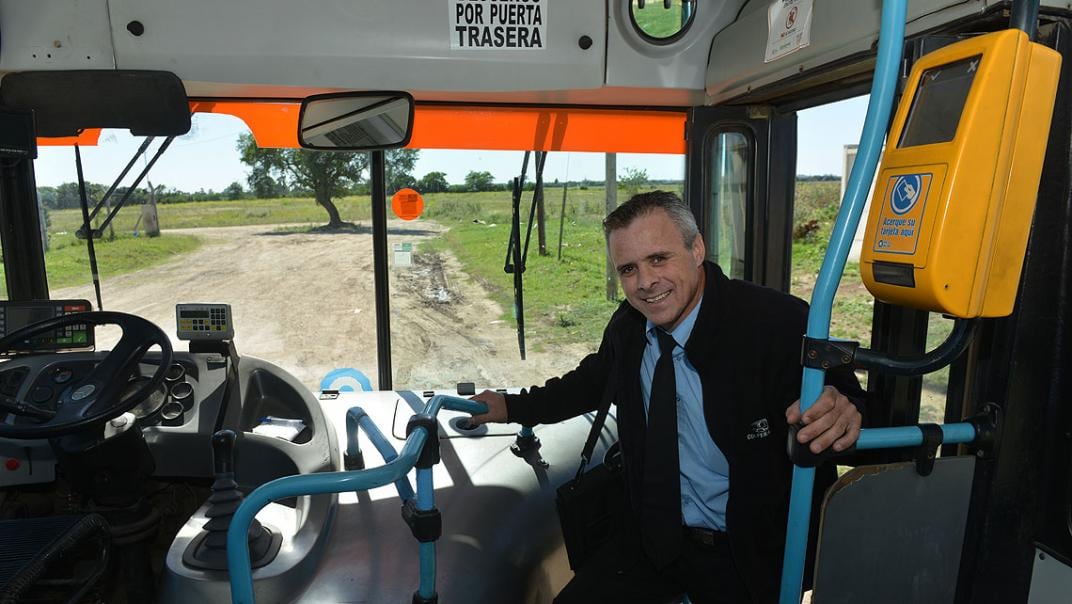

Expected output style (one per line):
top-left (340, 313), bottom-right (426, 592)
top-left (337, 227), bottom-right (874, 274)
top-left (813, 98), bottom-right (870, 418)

top-left (602, 191), bottom-right (700, 247)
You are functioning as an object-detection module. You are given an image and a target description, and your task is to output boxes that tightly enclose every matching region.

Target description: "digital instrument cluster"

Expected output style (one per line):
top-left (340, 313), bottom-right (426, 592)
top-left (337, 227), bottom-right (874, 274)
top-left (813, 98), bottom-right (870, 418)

top-left (0, 300), bottom-right (93, 352)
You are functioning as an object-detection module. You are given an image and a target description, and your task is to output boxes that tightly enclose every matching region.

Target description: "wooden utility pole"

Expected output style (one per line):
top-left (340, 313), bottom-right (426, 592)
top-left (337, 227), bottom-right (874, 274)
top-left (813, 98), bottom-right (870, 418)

top-left (102, 195), bottom-right (116, 240)
top-left (536, 177), bottom-right (548, 256)
top-left (556, 179), bottom-right (569, 260)
top-left (605, 153), bottom-right (617, 301)
top-left (534, 151), bottom-right (548, 256)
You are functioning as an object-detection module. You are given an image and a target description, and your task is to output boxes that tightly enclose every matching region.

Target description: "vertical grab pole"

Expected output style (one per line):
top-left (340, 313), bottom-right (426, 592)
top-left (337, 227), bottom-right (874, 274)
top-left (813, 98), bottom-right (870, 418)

top-left (416, 467), bottom-right (437, 600)
top-left (777, 1), bottom-right (907, 602)
top-left (1010, 0), bottom-right (1040, 41)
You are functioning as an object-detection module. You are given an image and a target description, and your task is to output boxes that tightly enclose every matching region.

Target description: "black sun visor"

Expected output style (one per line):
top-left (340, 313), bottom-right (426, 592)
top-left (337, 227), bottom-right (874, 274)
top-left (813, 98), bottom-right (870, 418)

top-left (0, 70), bottom-right (190, 138)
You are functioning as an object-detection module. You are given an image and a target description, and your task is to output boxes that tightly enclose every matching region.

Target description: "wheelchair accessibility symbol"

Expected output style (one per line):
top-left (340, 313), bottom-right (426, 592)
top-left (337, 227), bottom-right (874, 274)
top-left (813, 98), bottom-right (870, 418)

top-left (890, 174), bottom-right (923, 215)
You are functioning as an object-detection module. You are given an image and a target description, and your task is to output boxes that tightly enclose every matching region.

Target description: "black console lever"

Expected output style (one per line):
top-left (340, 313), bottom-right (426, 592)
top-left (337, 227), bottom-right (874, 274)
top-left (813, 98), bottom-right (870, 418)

top-left (212, 429), bottom-right (236, 475)
top-left (183, 429), bottom-right (280, 570)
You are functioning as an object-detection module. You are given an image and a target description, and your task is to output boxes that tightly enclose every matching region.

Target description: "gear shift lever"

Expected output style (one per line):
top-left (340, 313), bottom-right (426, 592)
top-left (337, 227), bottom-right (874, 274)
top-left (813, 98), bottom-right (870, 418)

top-left (183, 430), bottom-right (280, 570)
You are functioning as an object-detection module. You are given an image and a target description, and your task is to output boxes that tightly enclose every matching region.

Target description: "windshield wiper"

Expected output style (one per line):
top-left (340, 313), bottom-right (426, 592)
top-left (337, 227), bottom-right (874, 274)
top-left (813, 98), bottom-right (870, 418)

top-left (72, 135), bottom-right (175, 311)
top-left (74, 144), bottom-right (104, 311)
top-left (504, 150), bottom-right (548, 360)
top-left (76, 136), bottom-right (175, 240)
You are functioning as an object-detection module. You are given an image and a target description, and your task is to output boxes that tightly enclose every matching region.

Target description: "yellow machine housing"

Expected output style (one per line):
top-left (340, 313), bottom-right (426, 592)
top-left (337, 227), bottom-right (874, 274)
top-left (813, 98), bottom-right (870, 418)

top-left (861, 29), bottom-right (1061, 318)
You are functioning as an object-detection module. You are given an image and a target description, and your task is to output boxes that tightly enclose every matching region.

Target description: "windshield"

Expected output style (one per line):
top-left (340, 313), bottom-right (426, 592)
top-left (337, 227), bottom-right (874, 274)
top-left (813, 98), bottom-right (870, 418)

top-left (29, 113), bottom-right (685, 392)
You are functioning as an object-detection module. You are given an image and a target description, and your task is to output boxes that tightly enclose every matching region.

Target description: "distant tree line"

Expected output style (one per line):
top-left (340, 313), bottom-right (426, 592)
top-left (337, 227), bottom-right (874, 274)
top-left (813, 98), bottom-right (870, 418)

top-left (796, 174), bottom-right (840, 182)
top-left (38, 165), bottom-right (696, 212)
top-left (36, 181), bottom-right (251, 209)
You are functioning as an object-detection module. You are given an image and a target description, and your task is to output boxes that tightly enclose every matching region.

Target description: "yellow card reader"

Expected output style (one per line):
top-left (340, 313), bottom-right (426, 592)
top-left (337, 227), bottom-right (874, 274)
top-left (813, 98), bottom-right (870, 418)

top-left (861, 29), bottom-right (1061, 318)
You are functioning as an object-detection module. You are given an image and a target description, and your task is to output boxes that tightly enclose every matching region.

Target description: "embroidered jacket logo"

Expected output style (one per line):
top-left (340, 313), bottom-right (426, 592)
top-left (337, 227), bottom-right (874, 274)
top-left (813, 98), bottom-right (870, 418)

top-left (747, 418), bottom-right (771, 440)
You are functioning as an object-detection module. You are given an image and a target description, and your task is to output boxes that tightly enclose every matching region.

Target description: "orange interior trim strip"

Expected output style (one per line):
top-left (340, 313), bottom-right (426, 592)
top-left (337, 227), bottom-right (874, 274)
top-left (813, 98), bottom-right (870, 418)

top-left (409, 105), bottom-right (686, 154)
top-left (36, 102), bottom-right (687, 154)
top-left (189, 100), bottom-right (300, 148)
top-left (38, 129), bottom-right (101, 146)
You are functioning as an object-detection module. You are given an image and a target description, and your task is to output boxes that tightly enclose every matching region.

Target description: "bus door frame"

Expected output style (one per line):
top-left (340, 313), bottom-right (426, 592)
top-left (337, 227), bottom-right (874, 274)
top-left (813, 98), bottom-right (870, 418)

top-left (684, 106), bottom-right (796, 292)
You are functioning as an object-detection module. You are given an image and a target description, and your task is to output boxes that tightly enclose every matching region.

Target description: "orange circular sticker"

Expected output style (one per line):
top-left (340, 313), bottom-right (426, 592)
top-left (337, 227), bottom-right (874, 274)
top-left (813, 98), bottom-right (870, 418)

top-left (391, 188), bottom-right (424, 221)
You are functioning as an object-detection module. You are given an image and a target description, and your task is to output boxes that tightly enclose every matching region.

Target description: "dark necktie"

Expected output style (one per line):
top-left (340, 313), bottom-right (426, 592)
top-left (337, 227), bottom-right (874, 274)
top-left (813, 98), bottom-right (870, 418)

top-left (641, 329), bottom-right (682, 568)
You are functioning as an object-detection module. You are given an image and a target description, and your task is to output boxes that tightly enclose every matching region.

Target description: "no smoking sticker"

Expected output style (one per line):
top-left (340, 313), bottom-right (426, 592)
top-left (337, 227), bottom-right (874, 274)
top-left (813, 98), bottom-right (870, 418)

top-left (765, 0), bottom-right (813, 63)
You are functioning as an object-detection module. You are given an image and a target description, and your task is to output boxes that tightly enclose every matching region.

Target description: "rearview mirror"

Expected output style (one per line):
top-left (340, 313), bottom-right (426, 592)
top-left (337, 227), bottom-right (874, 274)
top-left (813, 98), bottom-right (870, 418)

top-left (297, 91), bottom-right (414, 150)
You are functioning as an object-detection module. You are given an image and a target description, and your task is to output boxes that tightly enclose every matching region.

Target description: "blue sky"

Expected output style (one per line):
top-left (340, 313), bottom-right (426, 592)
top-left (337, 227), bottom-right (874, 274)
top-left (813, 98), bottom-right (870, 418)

top-left (32, 96), bottom-right (868, 191)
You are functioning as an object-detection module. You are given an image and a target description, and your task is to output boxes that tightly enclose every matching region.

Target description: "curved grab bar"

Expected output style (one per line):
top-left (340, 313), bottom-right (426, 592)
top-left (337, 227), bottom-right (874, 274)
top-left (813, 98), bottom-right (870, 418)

top-left (346, 407), bottom-right (416, 500)
top-left (227, 395), bottom-right (487, 604)
top-left (855, 318), bottom-right (977, 376)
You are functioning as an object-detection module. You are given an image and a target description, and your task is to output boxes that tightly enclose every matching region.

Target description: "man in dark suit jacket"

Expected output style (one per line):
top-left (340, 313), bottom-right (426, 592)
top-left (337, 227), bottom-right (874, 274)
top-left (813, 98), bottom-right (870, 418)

top-left (472, 191), bottom-right (867, 603)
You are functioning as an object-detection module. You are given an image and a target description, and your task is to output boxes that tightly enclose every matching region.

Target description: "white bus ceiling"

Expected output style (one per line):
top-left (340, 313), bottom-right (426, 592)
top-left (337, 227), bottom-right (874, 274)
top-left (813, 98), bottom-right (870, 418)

top-left (4, 1), bottom-right (1072, 109)
top-left (0, 0), bottom-right (716, 107)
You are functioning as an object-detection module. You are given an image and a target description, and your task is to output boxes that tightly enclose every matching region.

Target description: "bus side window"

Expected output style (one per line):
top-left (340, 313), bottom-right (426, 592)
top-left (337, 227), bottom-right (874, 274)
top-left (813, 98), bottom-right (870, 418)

top-left (706, 130), bottom-right (749, 279)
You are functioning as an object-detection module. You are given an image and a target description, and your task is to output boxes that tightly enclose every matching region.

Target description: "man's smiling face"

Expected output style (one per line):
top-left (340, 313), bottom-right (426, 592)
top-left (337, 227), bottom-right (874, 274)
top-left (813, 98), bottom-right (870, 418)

top-left (608, 207), bottom-right (706, 331)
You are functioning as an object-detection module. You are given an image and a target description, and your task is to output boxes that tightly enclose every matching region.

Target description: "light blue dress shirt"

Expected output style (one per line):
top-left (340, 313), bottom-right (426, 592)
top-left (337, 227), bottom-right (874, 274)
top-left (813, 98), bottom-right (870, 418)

top-left (640, 298), bottom-right (730, 531)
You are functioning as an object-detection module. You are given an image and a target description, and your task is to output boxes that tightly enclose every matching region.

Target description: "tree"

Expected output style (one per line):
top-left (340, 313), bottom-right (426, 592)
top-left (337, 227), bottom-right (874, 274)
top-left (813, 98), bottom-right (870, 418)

top-left (237, 133), bottom-right (368, 227)
top-left (620, 167), bottom-right (649, 195)
top-left (224, 181), bottom-right (245, 200)
top-left (465, 170), bottom-right (495, 192)
top-left (247, 164), bottom-right (287, 199)
top-left (386, 148), bottom-right (420, 193)
top-left (417, 171), bottom-right (449, 193)
top-left (54, 181), bottom-right (108, 209)
top-left (37, 186), bottom-right (58, 210)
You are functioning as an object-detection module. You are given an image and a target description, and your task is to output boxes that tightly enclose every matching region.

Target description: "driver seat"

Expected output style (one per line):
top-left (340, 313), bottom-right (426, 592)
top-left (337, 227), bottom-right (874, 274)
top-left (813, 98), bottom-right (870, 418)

top-left (0, 514), bottom-right (110, 604)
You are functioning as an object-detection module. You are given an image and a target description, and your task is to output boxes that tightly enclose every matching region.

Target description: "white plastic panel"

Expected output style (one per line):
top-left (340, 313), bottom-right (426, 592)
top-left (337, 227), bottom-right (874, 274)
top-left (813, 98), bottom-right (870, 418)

top-left (706, 0), bottom-right (989, 104)
top-left (0, 0), bottom-right (116, 72)
top-left (1028, 548), bottom-right (1072, 603)
top-left (105, 0), bottom-right (605, 97)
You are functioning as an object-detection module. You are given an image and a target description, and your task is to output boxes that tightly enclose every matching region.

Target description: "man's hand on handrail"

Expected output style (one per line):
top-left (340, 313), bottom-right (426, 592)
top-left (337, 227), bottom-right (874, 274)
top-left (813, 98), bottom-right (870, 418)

top-left (469, 390), bottom-right (508, 425)
top-left (786, 385), bottom-right (862, 454)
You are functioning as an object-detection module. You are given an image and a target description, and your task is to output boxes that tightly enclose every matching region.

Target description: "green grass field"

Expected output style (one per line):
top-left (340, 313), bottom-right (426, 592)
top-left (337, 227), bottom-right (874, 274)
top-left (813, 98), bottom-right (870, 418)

top-left (632, 1), bottom-right (688, 39)
top-left (47, 196), bottom-right (376, 233)
top-left (0, 232), bottom-right (200, 299)
top-left (790, 181), bottom-right (874, 343)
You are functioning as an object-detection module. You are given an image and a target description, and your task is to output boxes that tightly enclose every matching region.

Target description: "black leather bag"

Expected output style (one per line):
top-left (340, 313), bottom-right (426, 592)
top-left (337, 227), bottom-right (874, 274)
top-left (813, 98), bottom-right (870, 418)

top-left (555, 392), bottom-right (623, 571)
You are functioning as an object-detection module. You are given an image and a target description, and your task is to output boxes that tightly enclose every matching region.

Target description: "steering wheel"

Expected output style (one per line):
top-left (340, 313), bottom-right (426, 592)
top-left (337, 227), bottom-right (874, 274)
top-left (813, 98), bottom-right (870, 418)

top-left (0, 311), bottom-right (173, 439)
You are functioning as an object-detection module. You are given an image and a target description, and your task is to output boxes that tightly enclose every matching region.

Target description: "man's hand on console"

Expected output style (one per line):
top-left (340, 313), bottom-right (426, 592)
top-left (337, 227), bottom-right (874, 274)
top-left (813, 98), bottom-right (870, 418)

top-left (786, 385), bottom-right (862, 454)
top-left (469, 390), bottom-right (508, 425)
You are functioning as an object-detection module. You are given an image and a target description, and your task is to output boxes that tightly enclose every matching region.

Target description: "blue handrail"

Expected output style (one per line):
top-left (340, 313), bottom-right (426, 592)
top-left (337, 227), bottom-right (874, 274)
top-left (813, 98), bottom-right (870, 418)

top-left (346, 407), bottom-right (416, 500)
top-left (778, 1), bottom-right (908, 602)
top-left (227, 395), bottom-right (487, 604)
top-left (855, 422), bottom-right (976, 451)
top-left (416, 467), bottom-right (436, 600)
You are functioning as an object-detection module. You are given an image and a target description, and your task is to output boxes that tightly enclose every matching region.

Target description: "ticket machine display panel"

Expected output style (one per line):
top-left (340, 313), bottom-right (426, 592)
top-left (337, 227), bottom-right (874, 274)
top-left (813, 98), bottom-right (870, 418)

top-left (861, 29), bottom-right (1061, 318)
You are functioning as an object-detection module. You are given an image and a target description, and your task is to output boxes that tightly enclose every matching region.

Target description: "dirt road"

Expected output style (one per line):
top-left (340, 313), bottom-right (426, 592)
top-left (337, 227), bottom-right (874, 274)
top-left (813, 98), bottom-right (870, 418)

top-left (51, 222), bottom-right (595, 391)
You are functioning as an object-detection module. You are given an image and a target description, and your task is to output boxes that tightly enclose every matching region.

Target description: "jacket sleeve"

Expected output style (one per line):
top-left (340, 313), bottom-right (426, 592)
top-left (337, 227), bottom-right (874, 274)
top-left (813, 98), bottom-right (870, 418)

top-left (504, 319), bottom-right (617, 426)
